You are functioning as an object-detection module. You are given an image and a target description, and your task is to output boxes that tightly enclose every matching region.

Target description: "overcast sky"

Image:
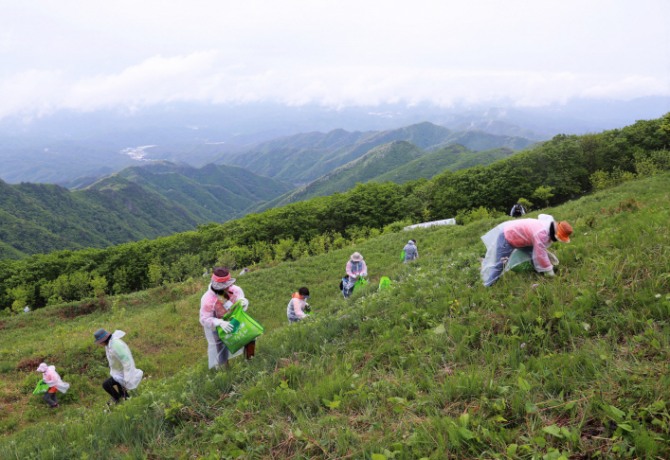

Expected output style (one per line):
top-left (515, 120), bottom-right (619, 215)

top-left (1, 0), bottom-right (668, 119)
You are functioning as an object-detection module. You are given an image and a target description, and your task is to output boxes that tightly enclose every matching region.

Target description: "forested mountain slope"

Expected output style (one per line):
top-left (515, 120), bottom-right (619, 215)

top-left (0, 162), bottom-right (291, 258)
top-left (265, 142), bottom-right (517, 209)
top-left (222, 122), bottom-right (534, 183)
top-left (0, 114), bottom-right (667, 312)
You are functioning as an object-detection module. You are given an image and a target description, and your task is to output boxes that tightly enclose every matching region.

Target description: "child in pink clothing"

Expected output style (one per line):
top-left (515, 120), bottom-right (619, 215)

top-left (36, 362), bottom-right (70, 408)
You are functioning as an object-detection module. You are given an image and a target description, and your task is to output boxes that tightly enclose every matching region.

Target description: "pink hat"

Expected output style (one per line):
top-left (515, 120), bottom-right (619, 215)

top-left (36, 363), bottom-right (48, 373)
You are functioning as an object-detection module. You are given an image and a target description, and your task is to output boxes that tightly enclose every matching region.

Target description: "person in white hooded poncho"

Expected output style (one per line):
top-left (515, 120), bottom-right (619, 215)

top-left (36, 362), bottom-right (70, 408)
top-left (94, 328), bottom-right (143, 405)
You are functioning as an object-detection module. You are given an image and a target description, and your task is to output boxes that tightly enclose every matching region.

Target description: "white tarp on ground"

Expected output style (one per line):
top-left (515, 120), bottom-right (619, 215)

top-left (404, 218), bottom-right (456, 230)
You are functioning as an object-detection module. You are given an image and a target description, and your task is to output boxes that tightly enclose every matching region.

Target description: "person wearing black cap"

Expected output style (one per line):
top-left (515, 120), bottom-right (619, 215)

top-left (94, 328), bottom-right (143, 406)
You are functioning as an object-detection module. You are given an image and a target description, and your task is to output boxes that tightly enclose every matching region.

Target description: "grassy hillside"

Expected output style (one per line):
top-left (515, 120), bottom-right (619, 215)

top-left (1, 174), bottom-right (669, 458)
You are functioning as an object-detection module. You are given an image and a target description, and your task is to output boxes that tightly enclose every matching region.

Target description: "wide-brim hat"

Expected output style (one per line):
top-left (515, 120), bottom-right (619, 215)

top-left (350, 252), bottom-right (363, 262)
top-left (555, 221), bottom-right (573, 243)
top-left (94, 328), bottom-right (111, 344)
top-left (211, 268), bottom-right (236, 290)
top-left (212, 278), bottom-right (236, 290)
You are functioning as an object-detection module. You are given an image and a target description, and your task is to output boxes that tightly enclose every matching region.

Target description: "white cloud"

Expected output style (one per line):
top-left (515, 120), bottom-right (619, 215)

top-left (0, 0), bottom-right (668, 118)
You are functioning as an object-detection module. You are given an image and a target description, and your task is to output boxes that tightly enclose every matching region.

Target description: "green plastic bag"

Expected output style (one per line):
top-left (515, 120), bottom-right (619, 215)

top-left (33, 380), bottom-right (49, 395)
top-left (508, 248), bottom-right (535, 273)
top-left (400, 250), bottom-right (406, 262)
top-left (508, 248), bottom-right (559, 273)
top-left (378, 276), bottom-right (391, 291)
top-left (216, 301), bottom-right (265, 354)
top-left (354, 277), bottom-right (369, 291)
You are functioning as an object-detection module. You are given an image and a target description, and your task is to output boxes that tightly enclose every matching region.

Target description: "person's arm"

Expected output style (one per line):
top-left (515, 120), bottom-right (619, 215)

top-left (199, 294), bottom-right (227, 330)
top-left (294, 299), bottom-right (307, 318)
top-left (532, 233), bottom-right (553, 273)
top-left (360, 261), bottom-right (368, 277)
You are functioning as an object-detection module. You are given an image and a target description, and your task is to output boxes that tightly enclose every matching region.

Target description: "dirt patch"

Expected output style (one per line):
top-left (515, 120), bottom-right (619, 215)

top-left (55, 298), bottom-right (109, 319)
top-left (16, 356), bottom-right (45, 372)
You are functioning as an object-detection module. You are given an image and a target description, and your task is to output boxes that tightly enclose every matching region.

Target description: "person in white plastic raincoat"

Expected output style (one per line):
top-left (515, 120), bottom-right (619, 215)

top-left (94, 328), bottom-right (143, 405)
top-left (199, 267), bottom-right (250, 369)
top-left (36, 362), bottom-right (70, 408)
top-left (480, 214), bottom-right (573, 287)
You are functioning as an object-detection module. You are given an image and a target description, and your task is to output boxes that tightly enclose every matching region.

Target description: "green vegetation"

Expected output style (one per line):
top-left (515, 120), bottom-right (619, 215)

top-left (1, 173), bottom-right (668, 458)
top-left (0, 162), bottom-right (291, 259)
top-left (1, 114), bottom-right (669, 313)
top-left (224, 121), bottom-right (534, 184)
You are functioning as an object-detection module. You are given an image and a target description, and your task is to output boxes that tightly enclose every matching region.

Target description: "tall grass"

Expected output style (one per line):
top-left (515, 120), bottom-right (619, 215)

top-left (1, 173), bottom-right (669, 459)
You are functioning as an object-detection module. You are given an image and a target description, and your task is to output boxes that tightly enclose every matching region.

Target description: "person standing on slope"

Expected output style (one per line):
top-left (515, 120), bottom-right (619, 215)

top-left (199, 267), bottom-right (252, 369)
top-left (402, 239), bottom-right (419, 263)
top-left (480, 215), bottom-right (572, 287)
top-left (94, 328), bottom-right (143, 406)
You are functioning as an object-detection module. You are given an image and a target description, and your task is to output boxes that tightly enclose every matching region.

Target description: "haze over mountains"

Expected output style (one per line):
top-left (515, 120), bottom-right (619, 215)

top-left (0, 97), bottom-right (668, 185)
top-left (0, 97), bottom-right (668, 258)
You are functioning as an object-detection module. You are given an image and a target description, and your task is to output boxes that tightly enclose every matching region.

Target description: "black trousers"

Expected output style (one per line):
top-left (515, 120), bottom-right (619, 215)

top-left (103, 377), bottom-right (129, 401)
top-left (43, 391), bottom-right (58, 407)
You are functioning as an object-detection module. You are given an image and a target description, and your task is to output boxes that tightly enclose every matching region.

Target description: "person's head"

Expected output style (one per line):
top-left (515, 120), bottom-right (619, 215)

top-left (409, 239), bottom-right (416, 244)
top-left (298, 287), bottom-right (310, 298)
top-left (555, 221), bottom-right (573, 243)
top-left (36, 363), bottom-right (48, 373)
top-left (350, 252), bottom-right (363, 262)
top-left (210, 267), bottom-right (236, 294)
top-left (93, 328), bottom-right (111, 346)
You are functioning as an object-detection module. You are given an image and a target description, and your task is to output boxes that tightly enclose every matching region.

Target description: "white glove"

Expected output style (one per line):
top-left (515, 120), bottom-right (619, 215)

top-left (238, 298), bottom-right (249, 311)
top-left (545, 269), bottom-right (555, 277)
top-left (213, 318), bottom-right (233, 332)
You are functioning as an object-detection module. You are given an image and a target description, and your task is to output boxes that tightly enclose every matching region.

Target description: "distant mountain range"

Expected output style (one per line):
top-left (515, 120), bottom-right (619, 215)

top-left (1, 102), bottom-right (668, 258)
top-left (0, 97), bottom-right (667, 185)
top-left (262, 142), bottom-right (516, 209)
top-left (0, 120), bottom-right (531, 258)
top-left (219, 121), bottom-right (535, 184)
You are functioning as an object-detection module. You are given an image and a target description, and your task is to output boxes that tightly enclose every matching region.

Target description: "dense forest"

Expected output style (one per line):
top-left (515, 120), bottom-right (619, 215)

top-left (1, 114), bottom-right (668, 313)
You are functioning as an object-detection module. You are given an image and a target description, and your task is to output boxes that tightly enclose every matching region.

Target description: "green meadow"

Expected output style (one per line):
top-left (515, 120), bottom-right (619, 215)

top-left (1, 173), bottom-right (669, 459)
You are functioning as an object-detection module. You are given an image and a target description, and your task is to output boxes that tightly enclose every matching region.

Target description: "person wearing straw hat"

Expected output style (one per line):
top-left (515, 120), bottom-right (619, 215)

top-left (199, 267), bottom-right (251, 369)
top-left (36, 362), bottom-right (70, 408)
top-left (93, 328), bottom-right (143, 406)
top-left (480, 214), bottom-right (573, 287)
top-left (346, 252), bottom-right (368, 279)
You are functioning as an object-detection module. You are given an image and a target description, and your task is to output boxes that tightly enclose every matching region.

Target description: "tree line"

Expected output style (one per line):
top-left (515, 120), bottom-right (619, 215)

top-left (1, 114), bottom-right (668, 313)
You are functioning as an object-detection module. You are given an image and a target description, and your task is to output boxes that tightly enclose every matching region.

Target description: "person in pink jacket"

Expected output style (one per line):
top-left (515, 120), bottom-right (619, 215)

top-left (480, 215), bottom-right (573, 287)
top-left (36, 362), bottom-right (70, 408)
top-left (199, 267), bottom-right (251, 369)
